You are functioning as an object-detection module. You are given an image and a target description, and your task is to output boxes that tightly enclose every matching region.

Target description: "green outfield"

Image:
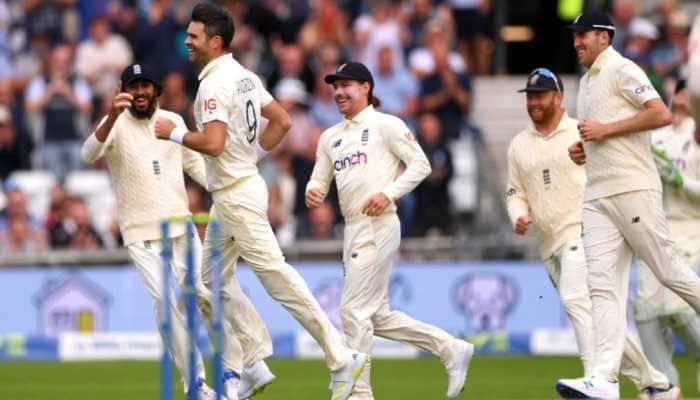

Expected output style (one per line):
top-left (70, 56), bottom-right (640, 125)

top-left (0, 356), bottom-right (698, 399)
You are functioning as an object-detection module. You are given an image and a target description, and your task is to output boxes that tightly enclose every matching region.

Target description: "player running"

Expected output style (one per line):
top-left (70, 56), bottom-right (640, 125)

top-left (154, 3), bottom-right (368, 400)
top-left (306, 61), bottom-right (474, 400)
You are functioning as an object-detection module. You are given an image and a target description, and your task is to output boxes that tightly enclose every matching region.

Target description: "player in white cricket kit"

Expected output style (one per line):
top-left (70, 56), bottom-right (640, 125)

top-left (80, 64), bottom-right (228, 400)
top-left (507, 68), bottom-right (677, 399)
top-left (557, 11), bottom-right (700, 399)
top-left (153, 4), bottom-right (368, 400)
top-left (635, 81), bottom-right (700, 390)
top-left (305, 62), bottom-right (474, 400)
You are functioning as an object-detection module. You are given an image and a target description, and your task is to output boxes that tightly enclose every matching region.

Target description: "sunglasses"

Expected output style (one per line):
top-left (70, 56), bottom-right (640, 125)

top-left (531, 68), bottom-right (561, 92)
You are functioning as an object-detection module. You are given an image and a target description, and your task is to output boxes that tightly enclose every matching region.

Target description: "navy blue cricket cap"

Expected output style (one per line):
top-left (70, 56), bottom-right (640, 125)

top-left (518, 68), bottom-right (563, 93)
top-left (120, 64), bottom-right (163, 95)
top-left (324, 62), bottom-right (374, 87)
top-left (566, 10), bottom-right (616, 33)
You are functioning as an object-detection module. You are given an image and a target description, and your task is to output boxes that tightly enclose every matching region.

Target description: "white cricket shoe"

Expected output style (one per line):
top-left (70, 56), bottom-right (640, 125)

top-left (222, 370), bottom-right (240, 400)
top-left (329, 351), bottom-right (370, 400)
top-left (556, 375), bottom-right (619, 399)
top-left (444, 339), bottom-right (475, 399)
top-left (189, 377), bottom-right (229, 400)
top-left (640, 384), bottom-right (681, 400)
top-left (238, 360), bottom-right (276, 399)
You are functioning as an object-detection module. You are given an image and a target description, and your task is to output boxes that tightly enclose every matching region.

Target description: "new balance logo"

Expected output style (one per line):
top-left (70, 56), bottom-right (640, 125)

top-left (583, 379), bottom-right (594, 389)
top-left (632, 216), bottom-right (640, 224)
top-left (333, 139), bottom-right (342, 148)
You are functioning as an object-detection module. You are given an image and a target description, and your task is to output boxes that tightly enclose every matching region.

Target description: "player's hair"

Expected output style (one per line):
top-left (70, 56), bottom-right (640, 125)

top-left (369, 92), bottom-right (381, 108)
top-left (191, 2), bottom-right (235, 49)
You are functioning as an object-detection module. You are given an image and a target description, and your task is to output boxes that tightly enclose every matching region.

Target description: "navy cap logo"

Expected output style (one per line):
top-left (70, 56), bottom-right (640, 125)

top-left (133, 64), bottom-right (141, 75)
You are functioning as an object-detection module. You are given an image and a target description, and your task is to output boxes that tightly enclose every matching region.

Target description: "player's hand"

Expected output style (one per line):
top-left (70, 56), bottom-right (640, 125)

top-left (305, 188), bottom-right (326, 209)
top-left (362, 193), bottom-right (391, 217)
top-left (155, 117), bottom-right (176, 140)
top-left (578, 119), bottom-right (609, 142)
top-left (568, 140), bottom-right (586, 165)
top-left (514, 215), bottom-right (534, 235)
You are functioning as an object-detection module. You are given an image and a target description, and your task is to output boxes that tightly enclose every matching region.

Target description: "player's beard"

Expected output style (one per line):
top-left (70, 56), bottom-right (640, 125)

top-left (129, 94), bottom-right (157, 119)
top-left (527, 98), bottom-right (556, 124)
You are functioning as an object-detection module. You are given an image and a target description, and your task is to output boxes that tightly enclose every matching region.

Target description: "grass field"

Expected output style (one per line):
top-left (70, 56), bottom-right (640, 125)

top-left (0, 356), bottom-right (698, 399)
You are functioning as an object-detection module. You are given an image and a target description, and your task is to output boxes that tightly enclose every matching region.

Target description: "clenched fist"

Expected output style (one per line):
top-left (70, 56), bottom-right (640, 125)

top-left (154, 117), bottom-right (176, 140)
top-left (568, 140), bottom-right (586, 165)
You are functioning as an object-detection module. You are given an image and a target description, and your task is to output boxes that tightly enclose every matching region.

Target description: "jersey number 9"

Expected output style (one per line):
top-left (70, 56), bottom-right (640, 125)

top-left (244, 99), bottom-right (257, 144)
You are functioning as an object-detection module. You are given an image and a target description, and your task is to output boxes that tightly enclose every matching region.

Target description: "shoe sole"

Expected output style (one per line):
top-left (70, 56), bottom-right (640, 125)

top-left (332, 353), bottom-right (370, 400)
top-left (555, 382), bottom-right (590, 399)
top-left (239, 375), bottom-right (276, 400)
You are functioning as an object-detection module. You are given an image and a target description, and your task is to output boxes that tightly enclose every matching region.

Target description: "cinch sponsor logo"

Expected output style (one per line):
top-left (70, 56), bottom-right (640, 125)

top-left (334, 150), bottom-right (367, 171)
top-left (634, 84), bottom-right (654, 94)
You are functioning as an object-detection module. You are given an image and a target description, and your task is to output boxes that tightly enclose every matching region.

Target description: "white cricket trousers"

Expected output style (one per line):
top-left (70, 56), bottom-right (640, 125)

top-left (342, 214), bottom-right (456, 400)
top-left (127, 232), bottom-right (209, 391)
top-left (202, 173), bottom-right (349, 370)
top-left (582, 190), bottom-right (700, 382)
top-left (544, 238), bottom-right (669, 390)
top-left (634, 219), bottom-right (700, 386)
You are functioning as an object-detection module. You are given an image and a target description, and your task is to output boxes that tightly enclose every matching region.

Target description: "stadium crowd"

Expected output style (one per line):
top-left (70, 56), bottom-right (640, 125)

top-left (0, 0), bottom-right (694, 256)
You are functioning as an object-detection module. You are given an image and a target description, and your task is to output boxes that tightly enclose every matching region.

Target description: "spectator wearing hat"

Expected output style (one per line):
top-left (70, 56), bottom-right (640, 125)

top-left (557, 10), bottom-right (689, 399)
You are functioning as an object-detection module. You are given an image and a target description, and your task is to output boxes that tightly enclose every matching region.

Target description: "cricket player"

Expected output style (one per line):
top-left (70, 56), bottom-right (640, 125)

top-left (635, 81), bottom-right (700, 390)
top-left (80, 64), bottom-right (225, 400)
top-left (507, 67), bottom-right (678, 399)
top-left (153, 4), bottom-right (368, 400)
top-left (556, 10), bottom-right (700, 399)
top-left (305, 61), bottom-right (474, 400)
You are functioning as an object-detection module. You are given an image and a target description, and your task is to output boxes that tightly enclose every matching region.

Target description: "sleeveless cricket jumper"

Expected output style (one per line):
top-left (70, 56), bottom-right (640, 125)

top-left (194, 53), bottom-right (348, 371)
top-left (506, 113), bottom-right (669, 389)
top-left (577, 46), bottom-right (700, 382)
top-left (307, 105), bottom-right (461, 399)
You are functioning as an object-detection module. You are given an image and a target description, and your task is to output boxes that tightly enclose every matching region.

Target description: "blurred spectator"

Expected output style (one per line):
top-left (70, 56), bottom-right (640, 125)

top-left (0, 213), bottom-right (46, 255)
top-left (309, 73), bottom-right (342, 129)
top-left (611, 0), bottom-right (637, 51)
top-left (298, 200), bottom-right (340, 240)
top-left (412, 113), bottom-right (453, 236)
top-left (49, 195), bottom-right (103, 249)
top-left (133, 0), bottom-right (189, 79)
top-left (0, 185), bottom-right (41, 228)
top-left (75, 14), bottom-right (132, 118)
top-left (0, 105), bottom-right (30, 181)
top-left (111, 0), bottom-right (140, 55)
top-left (44, 182), bottom-right (65, 231)
top-left (24, 43), bottom-right (91, 179)
top-left (246, 1), bottom-right (310, 44)
top-left (225, 0), bottom-right (266, 72)
top-left (159, 70), bottom-right (195, 129)
top-left (623, 18), bottom-right (659, 69)
top-left (261, 152), bottom-right (297, 247)
top-left (372, 45), bottom-right (418, 122)
top-left (448, 0), bottom-right (493, 75)
top-left (299, 0), bottom-right (349, 52)
top-left (274, 77), bottom-right (321, 155)
top-left (352, 0), bottom-right (406, 73)
top-left (266, 43), bottom-right (315, 94)
top-left (24, 0), bottom-right (79, 45)
top-left (314, 41), bottom-right (343, 75)
top-left (404, 0), bottom-right (437, 56)
top-left (408, 21), bottom-right (466, 80)
top-left (419, 38), bottom-right (472, 139)
top-left (12, 31), bottom-right (52, 92)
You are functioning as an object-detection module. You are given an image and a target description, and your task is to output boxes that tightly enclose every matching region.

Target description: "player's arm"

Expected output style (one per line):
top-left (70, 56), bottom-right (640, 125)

top-left (505, 144), bottom-right (533, 235)
top-left (305, 134), bottom-right (333, 209)
top-left (155, 118), bottom-right (227, 157)
top-left (362, 117), bottom-right (430, 216)
top-left (81, 87), bottom-right (132, 163)
top-left (579, 64), bottom-right (671, 142)
top-left (259, 99), bottom-right (292, 151)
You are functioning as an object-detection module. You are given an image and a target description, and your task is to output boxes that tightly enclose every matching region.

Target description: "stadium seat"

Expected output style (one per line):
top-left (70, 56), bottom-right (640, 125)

top-left (64, 170), bottom-right (116, 237)
top-left (448, 136), bottom-right (479, 215)
top-left (6, 170), bottom-right (58, 222)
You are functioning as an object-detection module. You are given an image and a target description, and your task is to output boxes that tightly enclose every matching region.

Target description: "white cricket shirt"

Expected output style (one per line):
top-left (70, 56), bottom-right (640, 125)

top-left (506, 113), bottom-right (585, 259)
top-left (194, 54), bottom-right (273, 192)
top-left (81, 108), bottom-right (207, 245)
top-left (306, 105), bottom-right (431, 220)
top-left (577, 46), bottom-right (663, 201)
